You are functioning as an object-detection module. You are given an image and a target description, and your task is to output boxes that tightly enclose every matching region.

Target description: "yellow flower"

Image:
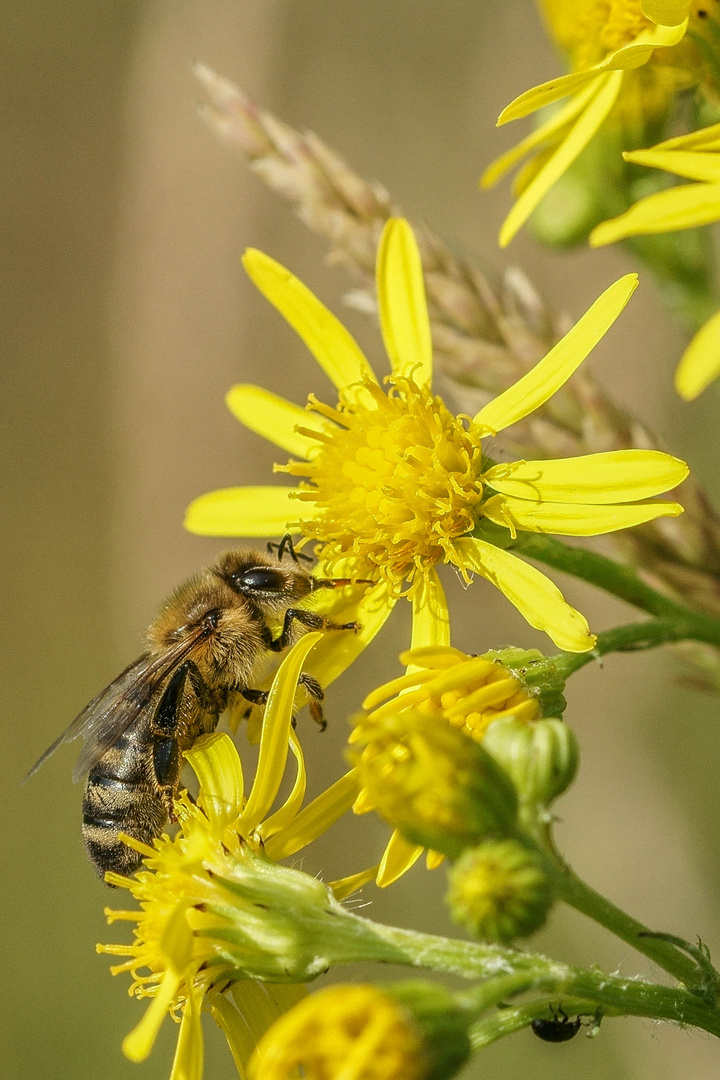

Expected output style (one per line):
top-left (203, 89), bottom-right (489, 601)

top-left (352, 645), bottom-right (542, 885)
top-left (590, 122), bottom-right (720, 397)
top-left (249, 982), bottom-right (472, 1080)
top-left (98, 634), bottom-right (371, 1078)
top-left (186, 218), bottom-right (688, 656)
top-left (481, 0), bottom-right (701, 246)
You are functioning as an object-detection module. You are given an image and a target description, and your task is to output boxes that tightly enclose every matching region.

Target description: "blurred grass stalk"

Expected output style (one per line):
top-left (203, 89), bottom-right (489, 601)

top-left (194, 62), bottom-right (720, 687)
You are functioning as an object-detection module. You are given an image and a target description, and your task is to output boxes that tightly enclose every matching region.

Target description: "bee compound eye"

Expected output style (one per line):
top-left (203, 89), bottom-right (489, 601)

top-left (233, 567), bottom-right (285, 593)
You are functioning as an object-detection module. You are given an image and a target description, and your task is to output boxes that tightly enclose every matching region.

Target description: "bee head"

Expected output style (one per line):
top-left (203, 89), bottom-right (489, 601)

top-left (214, 549), bottom-right (314, 611)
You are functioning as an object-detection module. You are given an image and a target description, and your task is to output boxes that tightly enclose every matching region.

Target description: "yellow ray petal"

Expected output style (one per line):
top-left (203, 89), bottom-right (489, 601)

top-left (242, 248), bottom-right (378, 404)
top-left (209, 994), bottom-right (254, 1080)
top-left (239, 633), bottom-right (322, 836)
top-left (641, 0), bottom-right (690, 25)
top-left (624, 148), bottom-right (720, 184)
top-left (591, 183), bottom-right (720, 245)
top-left (675, 307), bottom-right (720, 400)
top-left (230, 985), bottom-right (306, 1054)
top-left (184, 485), bottom-right (300, 537)
top-left (300, 582), bottom-right (397, 689)
top-left (263, 769), bottom-right (360, 861)
top-left (256, 728), bottom-right (307, 842)
top-left (226, 384), bottom-right (334, 458)
top-left (170, 981), bottom-right (203, 1080)
top-left (483, 450), bottom-right (689, 504)
top-left (376, 219), bottom-right (433, 387)
top-left (483, 493), bottom-right (683, 536)
top-left (474, 275), bottom-right (638, 433)
top-left (409, 568), bottom-right (450, 656)
top-left (455, 537), bottom-right (595, 652)
top-left (499, 71), bottom-right (623, 247)
top-left (330, 865), bottom-right (380, 900)
top-left (635, 122), bottom-right (720, 153)
top-left (376, 829), bottom-right (424, 887)
top-left (498, 19), bottom-right (685, 124)
top-left (426, 850), bottom-right (445, 870)
top-left (482, 82), bottom-right (599, 187)
top-left (184, 733), bottom-right (244, 834)
top-left (123, 967), bottom-right (182, 1062)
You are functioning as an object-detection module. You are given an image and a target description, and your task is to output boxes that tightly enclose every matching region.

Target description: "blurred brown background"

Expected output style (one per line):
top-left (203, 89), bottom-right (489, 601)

top-left (4, 2), bottom-right (720, 1078)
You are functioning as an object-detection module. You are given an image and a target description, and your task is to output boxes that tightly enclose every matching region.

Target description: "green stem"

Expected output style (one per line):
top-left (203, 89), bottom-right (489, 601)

top-left (468, 996), bottom-right (605, 1050)
top-left (552, 617), bottom-right (693, 679)
top-left (510, 533), bottom-right (720, 649)
top-left (541, 854), bottom-right (701, 986)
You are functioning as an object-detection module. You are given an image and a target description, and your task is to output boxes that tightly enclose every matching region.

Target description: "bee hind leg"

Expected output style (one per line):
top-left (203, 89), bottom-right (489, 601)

top-left (151, 663), bottom-right (190, 823)
top-left (299, 672), bottom-right (326, 731)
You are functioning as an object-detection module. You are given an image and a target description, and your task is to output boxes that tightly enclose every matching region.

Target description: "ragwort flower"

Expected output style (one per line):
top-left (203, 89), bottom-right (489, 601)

top-left (350, 645), bottom-right (564, 885)
top-left (590, 122), bottom-right (720, 397)
top-left (186, 219), bottom-right (688, 656)
top-left (481, 1), bottom-right (704, 246)
top-left (98, 634), bottom-right (370, 1078)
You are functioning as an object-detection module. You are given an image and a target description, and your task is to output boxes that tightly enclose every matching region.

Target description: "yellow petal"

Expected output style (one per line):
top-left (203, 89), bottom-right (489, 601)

top-left (483, 493), bottom-right (684, 536)
top-left (641, 0), bottom-right (690, 25)
top-left (170, 981), bottom-right (204, 1080)
top-left (376, 829), bottom-right (424, 887)
top-left (499, 71), bottom-right (623, 247)
top-left (123, 967), bottom-right (182, 1062)
top-left (209, 993), bottom-right (254, 1080)
top-left (184, 485), bottom-right (300, 537)
top-left (184, 732), bottom-right (244, 834)
top-left (675, 307), bottom-right (720, 400)
top-left (239, 632), bottom-right (322, 835)
top-left (256, 728), bottom-right (307, 842)
top-left (590, 183), bottom-right (720, 245)
top-left (483, 450), bottom-right (689, 503)
top-left (376, 219), bottom-right (433, 386)
top-left (409, 568), bottom-right (450, 656)
top-left (624, 148), bottom-right (720, 184)
top-left (474, 275), bottom-right (638, 433)
top-left (633, 122), bottom-right (720, 154)
top-left (242, 248), bottom-right (378, 404)
top-left (498, 70), bottom-right (601, 125)
top-left (263, 769), bottom-right (360, 861)
top-left (229, 985), bottom-right (305, 1058)
top-left (226, 384), bottom-right (334, 458)
top-left (454, 537), bottom-right (596, 652)
top-left (426, 850), bottom-right (445, 870)
top-left (498, 19), bottom-right (685, 125)
top-left (300, 581), bottom-right (397, 688)
top-left (330, 865), bottom-right (380, 900)
top-left (482, 82), bottom-right (599, 188)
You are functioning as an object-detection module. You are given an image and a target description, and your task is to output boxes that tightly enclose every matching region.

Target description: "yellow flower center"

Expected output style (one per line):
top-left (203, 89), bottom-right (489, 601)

top-left (250, 985), bottom-right (423, 1080)
top-left (278, 377), bottom-right (483, 594)
top-left (554, 0), bottom-right (649, 66)
top-left (360, 647), bottom-right (541, 746)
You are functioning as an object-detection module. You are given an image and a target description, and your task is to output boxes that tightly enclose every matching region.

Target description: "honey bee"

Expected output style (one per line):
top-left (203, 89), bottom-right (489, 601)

top-left (25, 538), bottom-right (363, 881)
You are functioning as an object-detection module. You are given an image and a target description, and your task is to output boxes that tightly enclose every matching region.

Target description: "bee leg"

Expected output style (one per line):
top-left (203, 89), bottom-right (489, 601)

top-left (240, 687), bottom-right (269, 707)
top-left (268, 534), bottom-right (313, 564)
top-left (298, 672), bottom-right (326, 731)
top-left (151, 663), bottom-right (190, 822)
top-left (268, 608), bottom-right (359, 652)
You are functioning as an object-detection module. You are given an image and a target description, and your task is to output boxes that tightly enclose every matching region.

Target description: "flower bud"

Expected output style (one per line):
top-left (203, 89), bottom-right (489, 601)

top-left (351, 707), bottom-right (518, 859)
top-left (446, 839), bottom-right (554, 943)
top-left (250, 981), bottom-right (472, 1080)
top-left (482, 716), bottom-right (579, 809)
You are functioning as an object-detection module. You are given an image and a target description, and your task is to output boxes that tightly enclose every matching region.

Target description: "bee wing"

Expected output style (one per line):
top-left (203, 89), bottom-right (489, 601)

top-left (23, 626), bottom-right (209, 784)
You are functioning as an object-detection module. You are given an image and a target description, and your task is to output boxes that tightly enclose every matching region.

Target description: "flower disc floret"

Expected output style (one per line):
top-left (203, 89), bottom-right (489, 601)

top-left (280, 378), bottom-right (483, 593)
